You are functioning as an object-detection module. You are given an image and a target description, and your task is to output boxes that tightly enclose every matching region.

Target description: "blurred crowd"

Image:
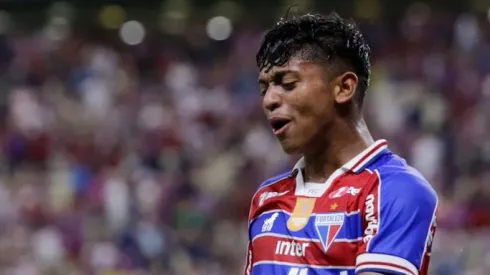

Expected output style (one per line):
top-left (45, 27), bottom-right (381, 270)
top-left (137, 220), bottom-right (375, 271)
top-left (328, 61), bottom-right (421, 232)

top-left (0, 1), bottom-right (488, 274)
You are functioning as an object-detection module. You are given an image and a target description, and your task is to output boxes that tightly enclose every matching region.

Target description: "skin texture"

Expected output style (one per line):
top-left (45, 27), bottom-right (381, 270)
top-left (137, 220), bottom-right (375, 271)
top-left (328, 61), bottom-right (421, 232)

top-left (259, 56), bottom-right (374, 183)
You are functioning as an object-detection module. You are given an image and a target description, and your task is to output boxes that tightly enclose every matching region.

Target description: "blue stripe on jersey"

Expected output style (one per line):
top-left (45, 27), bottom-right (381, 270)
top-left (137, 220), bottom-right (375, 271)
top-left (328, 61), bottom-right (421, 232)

top-left (252, 263), bottom-right (356, 275)
top-left (258, 172), bottom-right (291, 189)
top-left (250, 211), bottom-right (362, 242)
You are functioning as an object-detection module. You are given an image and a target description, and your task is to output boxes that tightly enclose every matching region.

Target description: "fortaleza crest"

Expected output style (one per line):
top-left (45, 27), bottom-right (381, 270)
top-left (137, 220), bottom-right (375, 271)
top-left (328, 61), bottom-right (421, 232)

top-left (314, 213), bottom-right (344, 253)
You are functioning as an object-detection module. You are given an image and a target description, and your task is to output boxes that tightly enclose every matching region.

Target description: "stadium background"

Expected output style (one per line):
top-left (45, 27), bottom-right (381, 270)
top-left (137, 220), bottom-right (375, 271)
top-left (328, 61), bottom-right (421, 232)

top-left (0, 0), bottom-right (488, 274)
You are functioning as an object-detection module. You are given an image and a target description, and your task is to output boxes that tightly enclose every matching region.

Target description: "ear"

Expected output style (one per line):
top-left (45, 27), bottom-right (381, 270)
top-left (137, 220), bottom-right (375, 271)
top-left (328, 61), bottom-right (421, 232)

top-left (333, 71), bottom-right (358, 104)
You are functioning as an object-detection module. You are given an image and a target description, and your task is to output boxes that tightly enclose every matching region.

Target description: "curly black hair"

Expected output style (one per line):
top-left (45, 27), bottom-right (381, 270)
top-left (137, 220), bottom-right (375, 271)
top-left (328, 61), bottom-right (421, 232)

top-left (256, 12), bottom-right (371, 107)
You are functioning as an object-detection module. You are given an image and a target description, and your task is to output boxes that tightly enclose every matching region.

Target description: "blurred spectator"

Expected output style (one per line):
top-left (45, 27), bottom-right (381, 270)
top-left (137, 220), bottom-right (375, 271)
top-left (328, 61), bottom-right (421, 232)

top-left (0, 1), bottom-right (487, 274)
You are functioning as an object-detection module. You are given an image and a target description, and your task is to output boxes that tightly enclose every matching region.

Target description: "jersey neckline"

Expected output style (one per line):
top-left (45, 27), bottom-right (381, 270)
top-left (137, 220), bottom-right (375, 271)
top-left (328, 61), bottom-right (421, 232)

top-left (292, 139), bottom-right (389, 197)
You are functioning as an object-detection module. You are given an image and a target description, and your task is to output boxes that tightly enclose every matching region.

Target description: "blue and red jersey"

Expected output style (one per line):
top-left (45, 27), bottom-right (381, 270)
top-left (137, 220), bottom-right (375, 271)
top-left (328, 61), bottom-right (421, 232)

top-left (244, 140), bottom-right (438, 275)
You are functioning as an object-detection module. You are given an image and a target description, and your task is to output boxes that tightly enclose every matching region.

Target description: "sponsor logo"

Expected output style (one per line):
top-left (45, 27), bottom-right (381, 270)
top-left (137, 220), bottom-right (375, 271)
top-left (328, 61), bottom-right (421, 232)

top-left (314, 213), bottom-right (344, 253)
top-left (427, 215), bottom-right (437, 248)
top-left (287, 198), bottom-right (316, 231)
top-left (262, 213), bottom-right (279, 232)
top-left (306, 188), bottom-right (321, 196)
top-left (259, 190), bottom-right (289, 206)
top-left (275, 240), bottom-right (310, 257)
top-left (363, 194), bottom-right (378, 243)
top-left (329, 186), bottom-right (361, 198)
top-left (288, 268), bottom-right (308, 275)
top-left (288, 267), bottom-right (306, 275)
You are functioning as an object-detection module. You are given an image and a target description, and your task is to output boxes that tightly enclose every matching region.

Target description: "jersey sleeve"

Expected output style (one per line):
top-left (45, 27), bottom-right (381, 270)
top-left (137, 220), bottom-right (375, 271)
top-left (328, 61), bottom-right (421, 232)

top-left (244, 185), bottom-right (259, 275)
top-left (356, 170), bottom-right (438, 275)
top-left (243, 241), bottom-right (253, 275)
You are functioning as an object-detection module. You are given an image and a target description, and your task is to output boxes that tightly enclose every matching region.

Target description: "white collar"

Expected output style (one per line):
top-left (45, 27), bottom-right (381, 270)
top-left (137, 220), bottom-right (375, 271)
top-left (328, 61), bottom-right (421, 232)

top-left (292, 139), bottom-right (388, 197)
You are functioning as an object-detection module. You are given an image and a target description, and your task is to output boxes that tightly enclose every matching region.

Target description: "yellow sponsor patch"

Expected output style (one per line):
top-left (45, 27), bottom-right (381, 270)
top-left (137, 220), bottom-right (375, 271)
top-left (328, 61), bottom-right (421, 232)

top-left (287, 197), bottom-right (316, 231)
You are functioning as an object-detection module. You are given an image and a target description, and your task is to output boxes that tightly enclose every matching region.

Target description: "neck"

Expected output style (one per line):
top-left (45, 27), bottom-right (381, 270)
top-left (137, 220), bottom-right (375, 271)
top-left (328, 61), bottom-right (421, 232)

top-left (302, 118), bottom-right (374, 183)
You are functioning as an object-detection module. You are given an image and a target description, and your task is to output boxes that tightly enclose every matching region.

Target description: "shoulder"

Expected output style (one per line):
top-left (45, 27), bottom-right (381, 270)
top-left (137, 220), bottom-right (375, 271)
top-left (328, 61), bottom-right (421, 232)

top-left (372, 154), bottom-right (438, 206)
top-left (248, 171), bottom-right (291, 220)
top-left (257, 171), bottom-right (291, 190)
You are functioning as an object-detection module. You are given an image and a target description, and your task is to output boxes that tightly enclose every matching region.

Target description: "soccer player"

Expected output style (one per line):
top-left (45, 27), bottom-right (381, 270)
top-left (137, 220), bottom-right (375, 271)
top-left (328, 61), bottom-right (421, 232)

top-left (244, 12), bottom-right (438, 275)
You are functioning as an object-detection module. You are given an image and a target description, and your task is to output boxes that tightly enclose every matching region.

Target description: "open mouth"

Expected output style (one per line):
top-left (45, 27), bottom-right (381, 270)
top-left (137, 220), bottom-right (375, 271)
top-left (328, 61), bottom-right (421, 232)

top-left (270, 118), bottom-right (291, 135)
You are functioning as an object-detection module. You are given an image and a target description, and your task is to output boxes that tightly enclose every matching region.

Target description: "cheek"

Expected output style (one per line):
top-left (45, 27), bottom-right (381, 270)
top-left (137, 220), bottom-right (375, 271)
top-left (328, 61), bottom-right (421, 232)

top-left (292, 89), bottom-right (331, 123)
top-left (291, 94), bottom-right (333, 141)
top-left (289, 101), bottom-right (326, 140)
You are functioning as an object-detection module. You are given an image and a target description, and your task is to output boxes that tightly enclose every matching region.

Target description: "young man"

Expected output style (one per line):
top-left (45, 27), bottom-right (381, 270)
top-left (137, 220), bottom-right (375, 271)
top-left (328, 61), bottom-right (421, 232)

top-left (244, 13), bottom-right (438, 275)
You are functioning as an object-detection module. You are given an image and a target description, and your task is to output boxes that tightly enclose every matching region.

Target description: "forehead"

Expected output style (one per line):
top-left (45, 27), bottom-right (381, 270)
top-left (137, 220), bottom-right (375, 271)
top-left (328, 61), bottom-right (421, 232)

top-left (258, 57), bottom-right (326, 81)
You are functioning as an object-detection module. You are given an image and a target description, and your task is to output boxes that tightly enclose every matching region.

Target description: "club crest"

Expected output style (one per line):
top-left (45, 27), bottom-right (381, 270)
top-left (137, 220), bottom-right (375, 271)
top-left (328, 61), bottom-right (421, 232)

top-left (314, 213), bottom-right (344, 253)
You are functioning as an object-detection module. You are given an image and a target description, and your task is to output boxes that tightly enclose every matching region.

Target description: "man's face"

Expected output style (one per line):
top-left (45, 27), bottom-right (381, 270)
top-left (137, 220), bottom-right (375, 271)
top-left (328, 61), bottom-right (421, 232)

top-left (258, 57), bottom-right (336, 154)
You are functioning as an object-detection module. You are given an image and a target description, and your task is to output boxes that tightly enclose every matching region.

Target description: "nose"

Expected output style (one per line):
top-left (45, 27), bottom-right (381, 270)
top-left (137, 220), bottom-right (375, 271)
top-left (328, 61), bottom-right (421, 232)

top-left (263, 87), bottom-right (282, 113)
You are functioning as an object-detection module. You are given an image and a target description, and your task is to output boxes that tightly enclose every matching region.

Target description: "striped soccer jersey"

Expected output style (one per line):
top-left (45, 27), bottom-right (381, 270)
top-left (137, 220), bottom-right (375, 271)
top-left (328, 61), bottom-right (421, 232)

top-left (244, 140), bottom-right (438, 275)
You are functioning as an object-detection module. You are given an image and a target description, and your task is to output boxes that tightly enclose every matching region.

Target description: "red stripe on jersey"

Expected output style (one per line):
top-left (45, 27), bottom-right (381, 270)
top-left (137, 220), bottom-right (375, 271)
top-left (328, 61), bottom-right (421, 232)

top-left (248, 176), bottom-right (293, 220)
top-left (249, 181), bottom-right (296, 221)
top-left (420, 206), bottom-right (438, 274)
top-left (252, 235), bottom-right (359, 267)
top-left (419, 254), bottom-right (431, 275)
top-left (350, 140), bottom-right (388, 171)
top-left (243, 242), bottom-right (252, 275)
top-left (357, 261), bottom-right (416, 275)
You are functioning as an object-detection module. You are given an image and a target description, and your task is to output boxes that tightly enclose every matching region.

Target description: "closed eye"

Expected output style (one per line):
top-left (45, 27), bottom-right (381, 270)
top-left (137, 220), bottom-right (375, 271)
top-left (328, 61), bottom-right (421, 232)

top-left (260, 85), bottom-right (268, 96)
top-left (282, 82), bottom-right (296, 91)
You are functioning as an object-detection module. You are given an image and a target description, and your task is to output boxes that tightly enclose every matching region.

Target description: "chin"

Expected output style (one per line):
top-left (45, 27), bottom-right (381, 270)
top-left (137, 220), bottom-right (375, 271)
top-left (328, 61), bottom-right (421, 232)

top-left (279, 141), bottom-right (303, 155)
